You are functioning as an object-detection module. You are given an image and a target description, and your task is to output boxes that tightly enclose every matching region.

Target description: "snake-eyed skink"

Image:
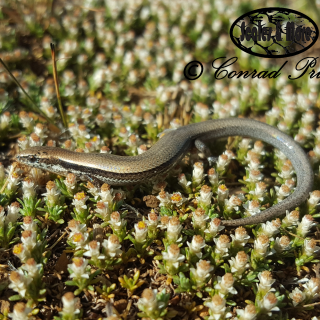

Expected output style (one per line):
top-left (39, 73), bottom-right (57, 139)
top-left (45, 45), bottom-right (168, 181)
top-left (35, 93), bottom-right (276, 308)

top-left (15, 118), bottom-right (314, 227)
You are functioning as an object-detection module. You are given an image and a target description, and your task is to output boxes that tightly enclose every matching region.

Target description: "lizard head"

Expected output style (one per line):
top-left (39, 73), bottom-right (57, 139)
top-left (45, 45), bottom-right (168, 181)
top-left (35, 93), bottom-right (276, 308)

top-left (15, 147), bottom-right (63, 172)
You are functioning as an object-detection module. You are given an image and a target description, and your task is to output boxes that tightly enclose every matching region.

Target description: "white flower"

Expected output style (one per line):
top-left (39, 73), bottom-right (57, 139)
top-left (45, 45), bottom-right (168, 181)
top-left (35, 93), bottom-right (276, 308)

top-left (99, 184), bottom-right (114, 202)
top-left (224, 195), bottom-right (242, 212)
top-left (7, 171), bottom-right (20, 192)
top-left (214, 273), bottom-right (237, 296)
top-left (9, 271), bottom-right (32, 298)
top-left (246, 169), bottom-right (264, 182)
top-left (190, 260), bottom-right (214, 285)
top-left (196, 185), bottom-right (213, 207)
top-left (187, 235), bottom-right (206, 258)
top-left (86, 182), bottom-right (100, 199)
top-left (110, 211), bottom-right (125, 231)
top-left (216, 154), bottom-right (230, 172)
top-left (137, 288), bottom-right (166, 314)
top-left (243, 200), bottom-right (261, 216)
top-left (253, 141), bottom-right (265, 155)
top-left (170, 192), bottom-right (187, 207)
top-left (192, 162), bottom-right (205, 185)
top-left (275, 184), bottom-right (291, 201)
top-left (42, 181), bottom-right (61, 207)
top-left (147, 211), bottom-right (159, 228)
top-left (247, 157), bottom-right (263, 171)
top-left (84, 240), bottom-right (105, 260)
top-left (282, 210), bottom-right (300, 227)
top-left (238, 138), bottom-right (251, 151)
top-left (257, 292), bottom-right (279, 316)
top-left (192, 208), bottom-right (209, 231)
top-left (274, 236), bottom-right (291, 253)
top-left (217, 185), bottom-right (229, 204)
top-left (8, 302), bottom-right (34, 320)
top-left (134, 221), bottom-right (148, 243)
top-left (95, 201), bottom-right (111, 220)
top-left (72, 192), bottom-right (89, 212)
top-left (208, 168), bottom-right (219, 186)
top-left (274, 149), bottom-right (287, 161)
top-left (236, 304), bottom-right (257, 320)
top-left (6, 202), bottom-right (21, 224)
top-left (167, 217), bottom-right (182, 243)
top-left (278, 165), bottom-right (295, 180)
top-left (158, 216), bottom-right (170, 230)
top-left (102, 235), bottom-right (122, 258)
top-left (224, 150), bottom-right (235, 161)
top-left (157, 190), bottom-right (171, 207)
top-left (297, 215), bottom-right (316, 237)
top-left (67, 220), bottom-right (87, 238)
top-left (194, 102), bottom-right (210, 119)
top-left (20, 258), bottom-right (42, 278)
top-left (68, 257), bottom-right (90, 279)
top-left (266, 106), bottom-right (281, 124)
top-left (0, 112), bottom-right (10, 130)
top-left (162, 244), bottom-right (185, 269)
top-left (303, 277), bottom-right (320, 300)
top-left (19, 112), bottom-right (33, 130)
top-left (244, 150), bottom-right (259, 164)
top-left (205, 218), bottom-right (225, 237)
top-left (137, 288), bottom-right (158, 311)
top-left (289, 287), bottom-right (306, 307)
top-left (21, 230), bottom-right (37, 251)
top-left (205, 295), bottom-right (232, 320)
top-left (230, 227), bottom-right (250, 247)
top-left (214, 235), bottom-right (230, 257)
top-left (308, 190), bottom-right (320, 208)
top-left (61, 292), bottom-right (81, 316)
top-left (257, 271), bottom-right (276, 294)
top-left (34, 123), bottom-right (47, 140)
top-left (13, 243), bottom-right (30, 263)
top-left (70, 232), bottom-right (88, 250)
top-left (303, 239), bottom-right (320, 257)
top-left (229, 251), bottom-right (250, 277)
top-left (22, 178), bottom-right (36, 199)
top-left (249, 182), bottom-right (267, 201)
top-left (283, 105), bottom-right (297, 124)
top-left (258, 219), bottom-right (281, 240)
top-left (253, 235), bottom-right (271, 258)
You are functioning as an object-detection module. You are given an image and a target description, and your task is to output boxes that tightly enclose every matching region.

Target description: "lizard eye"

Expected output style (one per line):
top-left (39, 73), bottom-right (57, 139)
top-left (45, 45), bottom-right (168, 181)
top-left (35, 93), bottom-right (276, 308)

top-left (28, 155), bottom-right (37, 163)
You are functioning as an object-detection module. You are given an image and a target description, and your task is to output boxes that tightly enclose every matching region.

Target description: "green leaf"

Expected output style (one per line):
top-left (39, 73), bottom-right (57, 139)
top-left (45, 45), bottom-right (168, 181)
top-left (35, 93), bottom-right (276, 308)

top-left (246, 272), bottom-right (257, 282)
top-left (160, 206), bottom-right (173, 216)
top-left (9, 294), bottom-right (21, 301)
top-left (74, 288), bottom-right (83, 295)
top-left (183, 229), bottom-right (194, 236)
top-left (133, 270), bottom-right (140, 283)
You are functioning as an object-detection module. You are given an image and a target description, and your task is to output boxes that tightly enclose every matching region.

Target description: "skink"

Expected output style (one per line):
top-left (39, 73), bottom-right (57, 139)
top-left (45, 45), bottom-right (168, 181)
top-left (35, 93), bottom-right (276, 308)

top-left (15, 118), bottom-right (314, 227)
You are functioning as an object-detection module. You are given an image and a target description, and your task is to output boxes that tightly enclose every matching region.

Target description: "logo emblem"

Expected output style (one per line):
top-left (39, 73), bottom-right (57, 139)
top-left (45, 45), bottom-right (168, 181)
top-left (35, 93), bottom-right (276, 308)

top-left (230, 7), bottom-right (319, 58)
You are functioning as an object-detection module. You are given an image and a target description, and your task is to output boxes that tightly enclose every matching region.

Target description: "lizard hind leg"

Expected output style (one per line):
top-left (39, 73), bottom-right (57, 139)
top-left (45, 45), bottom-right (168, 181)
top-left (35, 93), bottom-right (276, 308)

top-left (194, 138), bottom-right (218, 166)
